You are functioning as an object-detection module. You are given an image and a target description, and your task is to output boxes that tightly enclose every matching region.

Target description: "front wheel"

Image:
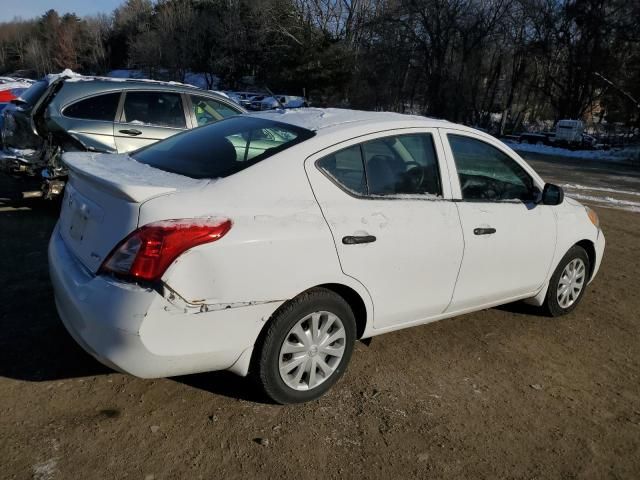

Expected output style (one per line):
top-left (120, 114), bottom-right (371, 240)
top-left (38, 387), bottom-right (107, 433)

top-left (252, 288), bottom-right (356, 404)
top-left (542, 246), bottom-right (590, 317)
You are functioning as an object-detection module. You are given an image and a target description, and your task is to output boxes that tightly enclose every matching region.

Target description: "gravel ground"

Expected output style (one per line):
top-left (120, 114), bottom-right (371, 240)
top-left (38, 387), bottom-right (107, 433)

top-left (1, 157), bottom-right (639, 479)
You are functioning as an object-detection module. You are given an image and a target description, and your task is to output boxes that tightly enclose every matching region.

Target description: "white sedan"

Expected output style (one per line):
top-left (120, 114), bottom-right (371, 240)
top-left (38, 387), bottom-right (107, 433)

top-left (49, 109), bottom-right (605, 404)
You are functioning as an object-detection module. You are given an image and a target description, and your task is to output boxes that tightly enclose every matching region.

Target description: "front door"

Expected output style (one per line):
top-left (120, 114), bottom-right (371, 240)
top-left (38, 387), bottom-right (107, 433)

top-left (114, 91), bottom-right (188, 153)
top-left (305, 129), bottom-right (464, 330)
top-left (440, 129), bottom-right (557, 311)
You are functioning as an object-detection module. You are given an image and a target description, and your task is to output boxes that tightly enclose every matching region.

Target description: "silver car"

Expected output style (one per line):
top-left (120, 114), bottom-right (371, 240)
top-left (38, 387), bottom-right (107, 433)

top-left (1, 75), bottom-right (245, 197)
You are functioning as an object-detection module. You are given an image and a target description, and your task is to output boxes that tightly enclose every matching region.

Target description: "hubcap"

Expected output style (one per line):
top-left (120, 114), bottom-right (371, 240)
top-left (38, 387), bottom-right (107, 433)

top-left (557, 258), bottom-right (586, 308)
top-left (278, 311), bottom-right (346, 391)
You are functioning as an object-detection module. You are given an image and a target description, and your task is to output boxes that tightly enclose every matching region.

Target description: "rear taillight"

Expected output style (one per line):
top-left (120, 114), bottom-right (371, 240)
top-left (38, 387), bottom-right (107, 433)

top-left (99, 218), bottom-right (232, 282)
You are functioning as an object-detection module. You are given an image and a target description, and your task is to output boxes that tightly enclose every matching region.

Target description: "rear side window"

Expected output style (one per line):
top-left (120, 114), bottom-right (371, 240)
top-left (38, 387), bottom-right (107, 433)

top-left (190, 95), bottom-right (240, 126)
top-left (448, 134), bottom-right (535, 202)
top-left (132, 116), bottom-right (314, 179)
top-left (318, 133), bottom-right (442, 197)
top-left (317, 145), bottom-right (366, 195)
top-left (121, 91), bottom-right (186, 128)
top-left (63, 93), bottom-right (120, 121)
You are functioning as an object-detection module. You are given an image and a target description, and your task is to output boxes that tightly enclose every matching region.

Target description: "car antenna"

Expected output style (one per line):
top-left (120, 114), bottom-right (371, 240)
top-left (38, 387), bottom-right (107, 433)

top-left (265, 86), bottom-right (285, 110)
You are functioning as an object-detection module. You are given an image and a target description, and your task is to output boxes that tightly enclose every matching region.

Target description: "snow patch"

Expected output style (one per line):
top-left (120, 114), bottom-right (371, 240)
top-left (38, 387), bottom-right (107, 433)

top-left (562, 183), bottom-right (640, 197)
top-left (249, 107), bottom-right (443, 131)
top-left (62, 152), bottom-right (207, 191)
top-left (568, 192), bottom-right (640, 210)
top-left (0, 79), bottom-right (35, 91)
top-left (505, 140), bottom-right (640, 163)
top-left (33, 458), bottom-right (58, 480)
top-left (45, 68), bottom-right (83, 82)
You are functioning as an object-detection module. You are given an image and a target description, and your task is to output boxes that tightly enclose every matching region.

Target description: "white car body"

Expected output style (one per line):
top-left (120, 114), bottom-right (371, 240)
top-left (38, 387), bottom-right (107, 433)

top-left (49, 108), bottom-right (605, 381)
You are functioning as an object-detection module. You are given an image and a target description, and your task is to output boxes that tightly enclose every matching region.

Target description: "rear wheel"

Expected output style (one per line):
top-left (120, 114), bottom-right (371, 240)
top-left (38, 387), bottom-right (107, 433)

top-left (252, 288), bottom-right (356, 404)
top-left (542, 246), bottom-right (590, 317)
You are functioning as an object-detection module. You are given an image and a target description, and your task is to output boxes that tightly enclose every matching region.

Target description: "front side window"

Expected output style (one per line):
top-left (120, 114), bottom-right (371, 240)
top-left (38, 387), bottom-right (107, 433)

top-left (190, 95), bottom-right (240, 126)
top-left (318, 133), bottom-right (442, 197)
top-left (63, 93), bottom-right (120, 121)
top-left (448, 134), bottom-right (535, 202)
top-left (121, 91), bottom-right (185, 128)
top-left (132, 116), bottom-right (314, 179)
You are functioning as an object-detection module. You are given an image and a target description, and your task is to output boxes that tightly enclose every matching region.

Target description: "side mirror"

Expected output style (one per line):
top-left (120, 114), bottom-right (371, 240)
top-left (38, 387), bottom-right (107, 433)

top-left (542, 183), bottom-right (564, 205)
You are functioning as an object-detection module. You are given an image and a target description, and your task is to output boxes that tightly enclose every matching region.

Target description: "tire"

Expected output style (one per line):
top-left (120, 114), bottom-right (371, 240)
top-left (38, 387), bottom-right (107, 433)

top-left (542, 246), bottom-right (590, 317)
top-left (252, 288), bottom-right (356, 404)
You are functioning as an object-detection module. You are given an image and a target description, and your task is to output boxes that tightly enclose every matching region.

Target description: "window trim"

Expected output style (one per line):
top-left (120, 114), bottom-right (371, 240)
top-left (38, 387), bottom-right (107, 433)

top-left (314, 130), bottom-right (447, 201)
top-left (116, 90), bottom-right (188, 130)
top-left (440, 128), bottom-right (544, 203)
top-left (61, 91), bottom-right (123, 123)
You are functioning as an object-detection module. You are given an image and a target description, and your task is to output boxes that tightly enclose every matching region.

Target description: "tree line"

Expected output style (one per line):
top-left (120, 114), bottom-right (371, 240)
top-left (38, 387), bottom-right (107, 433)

top-left (0, 0), bottom-right (639, 132)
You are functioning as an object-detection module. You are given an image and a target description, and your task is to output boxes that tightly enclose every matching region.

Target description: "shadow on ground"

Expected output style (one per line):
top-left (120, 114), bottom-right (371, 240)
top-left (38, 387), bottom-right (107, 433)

top-left (0, 176), bottom-right (269, 402)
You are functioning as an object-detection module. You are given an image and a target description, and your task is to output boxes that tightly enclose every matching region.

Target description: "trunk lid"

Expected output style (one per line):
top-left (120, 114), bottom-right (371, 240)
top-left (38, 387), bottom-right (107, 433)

top-left (59, 152), bottom-right (207, 273)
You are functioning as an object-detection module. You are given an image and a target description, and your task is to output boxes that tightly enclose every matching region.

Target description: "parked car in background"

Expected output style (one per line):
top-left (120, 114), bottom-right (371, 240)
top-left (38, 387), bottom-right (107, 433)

top-left (224, 91), bottom-right (242, 105)
top-left (554, 119), bottom-right (584, 145)
top-left (246, 95), bottom-right (268, 110)
top-left (231, 92), bottom-right (267, 109)
top-left (251, 95), bottom-right (308, 111)
top-left (0, 77), bottom-right (34, 110)
top-left (0, 76), bottom-right (51, 168)
top-left (0, 77), bottom-right (35, 145)
top-left (49, 108), bottom-right (604, 404)
top-left (519, 132), bottom-right (555, 145)
top-left (1, 72), bottom-right (244, 198)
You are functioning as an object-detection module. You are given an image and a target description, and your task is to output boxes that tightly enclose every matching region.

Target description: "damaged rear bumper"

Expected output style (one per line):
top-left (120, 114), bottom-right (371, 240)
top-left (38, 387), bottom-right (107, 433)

top-left (48, 226), bottom-right (280, 378)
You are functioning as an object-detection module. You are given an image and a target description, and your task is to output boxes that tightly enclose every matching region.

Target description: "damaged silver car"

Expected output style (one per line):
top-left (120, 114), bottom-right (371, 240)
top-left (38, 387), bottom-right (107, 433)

top-left (1, 74), bottom-right (245, 199)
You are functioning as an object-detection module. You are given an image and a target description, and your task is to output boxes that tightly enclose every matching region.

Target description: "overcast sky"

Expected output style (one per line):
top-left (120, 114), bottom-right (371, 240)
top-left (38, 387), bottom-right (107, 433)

top-left (0, 0), bottom-right (124, 22)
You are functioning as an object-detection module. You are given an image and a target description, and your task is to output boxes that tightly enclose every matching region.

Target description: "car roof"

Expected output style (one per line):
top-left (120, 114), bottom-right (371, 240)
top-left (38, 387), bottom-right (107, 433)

top-left (50, 77), bottom-right (242, 110)
top-left (63, 77), bottom-right (201, 91)
top-left (248, 108), bottom-right (451, 134)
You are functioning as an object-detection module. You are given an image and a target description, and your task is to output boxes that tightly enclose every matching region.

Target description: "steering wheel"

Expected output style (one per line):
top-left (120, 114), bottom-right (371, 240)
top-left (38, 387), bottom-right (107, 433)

top-left (403, 161), bottom-right (425, 191)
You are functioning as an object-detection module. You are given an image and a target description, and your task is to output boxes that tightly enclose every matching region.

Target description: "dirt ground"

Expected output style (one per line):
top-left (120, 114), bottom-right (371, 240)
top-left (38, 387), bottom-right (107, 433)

top-left (1, 156), bottom-right (639, 479)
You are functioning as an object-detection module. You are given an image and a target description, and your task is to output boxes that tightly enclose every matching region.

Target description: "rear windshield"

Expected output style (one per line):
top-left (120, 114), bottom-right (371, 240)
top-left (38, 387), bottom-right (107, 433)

top-left (131, 116), bottom-right (315, 179)
top-left (16, 80), bottom-right (48, 106)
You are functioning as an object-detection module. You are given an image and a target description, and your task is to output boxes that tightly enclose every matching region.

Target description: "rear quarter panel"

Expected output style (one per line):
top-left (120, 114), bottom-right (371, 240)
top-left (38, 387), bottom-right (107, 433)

top-left (137, 148), bottom-right (374, 316)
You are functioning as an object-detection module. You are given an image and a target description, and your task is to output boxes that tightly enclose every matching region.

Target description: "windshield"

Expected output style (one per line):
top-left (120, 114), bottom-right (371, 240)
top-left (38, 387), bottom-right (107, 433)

top-left (16, 80), bottom-right (48, 106)
top-left (131, 116), bottom-right (315, 179)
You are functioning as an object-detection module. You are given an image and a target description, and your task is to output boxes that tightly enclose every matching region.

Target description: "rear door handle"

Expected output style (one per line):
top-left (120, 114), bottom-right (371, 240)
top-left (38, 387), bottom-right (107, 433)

top-left (473, 227), bottom-right (496, 235)
top-left (342, 235), bottom-right (376, 245)
top-left (119, 129), bottom-right (142, 136)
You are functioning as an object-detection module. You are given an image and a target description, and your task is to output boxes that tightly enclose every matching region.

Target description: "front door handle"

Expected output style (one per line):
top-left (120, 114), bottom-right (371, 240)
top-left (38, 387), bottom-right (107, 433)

top-left (342, 235), bottom-right (376, 245)
top-left (119, 129), bottom-right (142, 136)
top-left (473, 227), bottom-right (496, 235)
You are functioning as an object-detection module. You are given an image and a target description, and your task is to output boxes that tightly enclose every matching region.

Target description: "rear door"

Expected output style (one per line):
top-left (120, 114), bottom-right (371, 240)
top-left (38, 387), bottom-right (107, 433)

top-left (114, 91), bottom-right (188, 152)
top-left (440, 129), bottom-right (557, 311)
top-left (305, 129), bottom-right (464, 330)
top-left (58, 92), bottom-right (121, 152)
